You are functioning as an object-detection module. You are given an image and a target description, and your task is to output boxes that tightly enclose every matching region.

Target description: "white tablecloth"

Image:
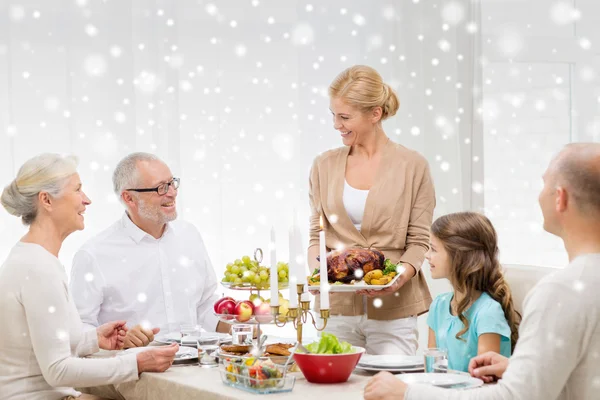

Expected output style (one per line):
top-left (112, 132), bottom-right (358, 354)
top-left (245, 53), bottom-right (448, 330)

top-left (84, 363), bottom-right (371, 400)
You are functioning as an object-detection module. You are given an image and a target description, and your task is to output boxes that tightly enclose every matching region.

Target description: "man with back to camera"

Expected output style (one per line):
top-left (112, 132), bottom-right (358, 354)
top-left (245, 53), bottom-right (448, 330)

top-left (364, 143), bottom-right (600, 400)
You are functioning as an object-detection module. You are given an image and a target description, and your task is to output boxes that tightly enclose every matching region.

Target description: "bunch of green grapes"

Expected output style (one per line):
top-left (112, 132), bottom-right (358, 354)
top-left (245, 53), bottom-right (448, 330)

top-left (221, 256), bottom-right (289, 286)
top-left (276, 261), bottom-right (289, 283)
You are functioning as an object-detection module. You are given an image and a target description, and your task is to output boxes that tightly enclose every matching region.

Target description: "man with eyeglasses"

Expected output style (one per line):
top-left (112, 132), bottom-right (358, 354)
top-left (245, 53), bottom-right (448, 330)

top-left (70, 152), bottom-right (223, 348)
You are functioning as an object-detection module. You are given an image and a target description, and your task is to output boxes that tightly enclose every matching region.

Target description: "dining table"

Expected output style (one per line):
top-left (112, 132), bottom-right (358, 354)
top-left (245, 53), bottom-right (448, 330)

top-left (82, 344), bottom-right (479, 400)
top-left (82, 353), bottom-right (373, 400)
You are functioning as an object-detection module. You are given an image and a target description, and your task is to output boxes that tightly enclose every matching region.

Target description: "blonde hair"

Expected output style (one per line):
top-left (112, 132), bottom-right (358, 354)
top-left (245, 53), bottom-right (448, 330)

top-left (328, 65), bottom-right (400, 120)
top-left (431, 212), bottom-right (521, 352)
top-left (1, 153), bottom-right (79, 225)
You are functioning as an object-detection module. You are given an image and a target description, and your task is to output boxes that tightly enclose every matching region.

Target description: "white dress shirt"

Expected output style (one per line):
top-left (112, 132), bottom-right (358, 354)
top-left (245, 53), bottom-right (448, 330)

top-left (407, 253), bottom-right (600, 400)
top-left (70, 213), bottom-right (219, 333)
top-left (0, 242), bottom-right (138, 400)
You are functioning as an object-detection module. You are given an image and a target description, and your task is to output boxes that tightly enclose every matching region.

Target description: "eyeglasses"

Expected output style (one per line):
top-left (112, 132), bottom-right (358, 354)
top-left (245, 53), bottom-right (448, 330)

top-left (127, 177), bottom-right (180, 196)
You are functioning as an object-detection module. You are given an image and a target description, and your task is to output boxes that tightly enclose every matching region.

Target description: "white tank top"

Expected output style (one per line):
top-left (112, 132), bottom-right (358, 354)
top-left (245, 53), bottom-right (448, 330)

top-left (343, 180), bottom-right (369, 231)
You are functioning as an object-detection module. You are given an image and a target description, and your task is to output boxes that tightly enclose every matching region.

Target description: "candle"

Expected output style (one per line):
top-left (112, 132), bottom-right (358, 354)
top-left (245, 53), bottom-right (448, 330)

top-left (288, 225), bottom-right (298, 308)
top-left (294, 210), bottom-right (310, 302)
top-left (289, 277), bottom-right (298, 308)
top-left (270, 226), bottom-right (279, 307)
top-left (319, 215), bottom-right (330, 310)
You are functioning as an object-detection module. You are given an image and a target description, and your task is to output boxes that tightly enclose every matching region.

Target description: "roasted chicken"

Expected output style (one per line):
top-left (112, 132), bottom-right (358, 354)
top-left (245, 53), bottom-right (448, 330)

top-left (324, 248), bottom-right (385, 283)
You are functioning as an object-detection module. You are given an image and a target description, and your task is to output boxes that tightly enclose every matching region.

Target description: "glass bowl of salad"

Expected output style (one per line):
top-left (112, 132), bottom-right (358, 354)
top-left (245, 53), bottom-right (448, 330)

top-left (219, 356), bottom-right (295, 394)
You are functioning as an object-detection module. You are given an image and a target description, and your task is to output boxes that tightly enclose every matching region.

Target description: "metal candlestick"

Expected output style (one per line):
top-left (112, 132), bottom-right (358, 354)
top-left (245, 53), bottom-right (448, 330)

top-left (270, 284), bottom-right (329, 344)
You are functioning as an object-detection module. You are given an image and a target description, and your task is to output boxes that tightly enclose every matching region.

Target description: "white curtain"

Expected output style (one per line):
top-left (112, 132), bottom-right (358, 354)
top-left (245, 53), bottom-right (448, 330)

top-left (0, 0), bottom-right (479, 276)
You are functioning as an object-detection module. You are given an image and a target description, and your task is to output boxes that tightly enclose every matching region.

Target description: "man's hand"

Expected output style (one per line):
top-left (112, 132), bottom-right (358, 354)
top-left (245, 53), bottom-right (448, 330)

top-left (364, 371), bottom-right (407, 400)
top-left (358, 263), bottom-right (416, 297)
top-left (97, 320), bottom-right (128, 350)
top-left (468, 351), bottom-right (509, 383)
top-left (123, 324), bottom-right (161, 348)
top-left (136, 343), bottom-right (179, 373)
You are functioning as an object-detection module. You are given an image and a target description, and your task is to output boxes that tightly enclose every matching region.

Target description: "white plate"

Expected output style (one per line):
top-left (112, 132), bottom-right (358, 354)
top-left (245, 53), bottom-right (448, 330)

top-left (307, 272), bottom-right (400, 292)
top-left (396, 373), bottom-right (484, 389)
top-left (120, 346), bottom-right (198, 362)
top-left (356, 355), bottom-right (424, 372)
top-left (154, 331), bottom-right (232, 345)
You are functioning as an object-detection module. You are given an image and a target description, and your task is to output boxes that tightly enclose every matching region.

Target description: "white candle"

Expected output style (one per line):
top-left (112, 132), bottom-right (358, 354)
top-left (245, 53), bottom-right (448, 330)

top-left (295, 212), bottom-right (310, 302)
top-left (289, 277), bottom-right (298, 308)
top-left (270, 226), bottom-right (279, 307)
top-left (288, 225), bottom-right (298, 308)
top-left (319, 215), bottom-right (330, 310)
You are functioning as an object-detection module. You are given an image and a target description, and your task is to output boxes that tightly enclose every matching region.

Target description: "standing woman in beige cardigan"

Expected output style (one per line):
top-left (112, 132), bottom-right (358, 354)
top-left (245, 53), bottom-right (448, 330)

top-left (308, 65), bottom-right (436, 355)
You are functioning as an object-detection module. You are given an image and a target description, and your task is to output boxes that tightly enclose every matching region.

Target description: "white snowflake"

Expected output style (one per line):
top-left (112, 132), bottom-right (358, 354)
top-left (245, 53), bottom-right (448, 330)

top-left (441, 2), bottom-right (465, 25)
top-left (56, 330), bottom-right (68, 341)
top-left (290, 23), bottom-right (315, 46)
top-left (10, 6), bottom-right (26, 22)
top-left (549, 2), bottom-right (580, 25)
top-left (353, 14), bottom-right (366, 26)
top-left (85, 24), bottom-right (99, 37)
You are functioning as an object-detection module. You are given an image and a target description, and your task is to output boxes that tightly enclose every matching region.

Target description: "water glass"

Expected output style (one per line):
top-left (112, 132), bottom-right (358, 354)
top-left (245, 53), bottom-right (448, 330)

top-left (424, 348), bottom-right (448, 373)
top-left (198, 335), bottom-right (220, 368)
top-left (231, 324), bottom-right (253, 345)
top-left (180, 323), bottom-right (200, 338)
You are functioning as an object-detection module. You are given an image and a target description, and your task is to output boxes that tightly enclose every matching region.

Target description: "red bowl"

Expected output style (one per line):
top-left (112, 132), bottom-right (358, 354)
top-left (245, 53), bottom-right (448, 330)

top-left (293, 346), bottom-right (365, 383)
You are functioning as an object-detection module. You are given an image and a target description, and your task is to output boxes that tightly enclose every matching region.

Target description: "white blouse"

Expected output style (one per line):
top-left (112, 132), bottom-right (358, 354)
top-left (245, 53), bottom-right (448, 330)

top-left (343, 180), bottom-right (370, 231)
top-left (0, 242), bottom-right (138, 400)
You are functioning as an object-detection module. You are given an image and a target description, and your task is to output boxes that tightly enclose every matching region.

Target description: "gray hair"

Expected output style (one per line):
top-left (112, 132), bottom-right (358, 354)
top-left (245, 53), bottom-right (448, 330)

top-left (112, 152), bottom-right (162, 201)
top-left (1, 153), bottom-right (79, 225)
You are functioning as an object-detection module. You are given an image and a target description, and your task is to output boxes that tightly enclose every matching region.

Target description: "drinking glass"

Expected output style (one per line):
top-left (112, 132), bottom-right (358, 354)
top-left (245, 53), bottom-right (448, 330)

top-left (180, 323), bottom-right (200, 338)
top-left (231, 324), bottom-right (253, 345)
top-left (424, 348), bottom-right (448, 373)
top-left (198, 335), bottom-right (220, 368)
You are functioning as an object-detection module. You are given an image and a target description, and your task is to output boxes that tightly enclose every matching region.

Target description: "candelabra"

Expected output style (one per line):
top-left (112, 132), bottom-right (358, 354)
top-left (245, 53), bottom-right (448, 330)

top-left (270, 284), bottom-right (329, 344)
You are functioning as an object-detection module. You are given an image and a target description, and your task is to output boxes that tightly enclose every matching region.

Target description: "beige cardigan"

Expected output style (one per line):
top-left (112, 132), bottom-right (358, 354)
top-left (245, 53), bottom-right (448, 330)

top-left (308, 140), bottom-right (435, 320)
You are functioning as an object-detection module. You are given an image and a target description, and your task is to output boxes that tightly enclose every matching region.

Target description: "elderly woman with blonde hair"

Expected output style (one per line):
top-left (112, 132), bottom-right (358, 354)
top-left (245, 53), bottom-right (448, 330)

top-left (0, 154), bottom-right (178, 400)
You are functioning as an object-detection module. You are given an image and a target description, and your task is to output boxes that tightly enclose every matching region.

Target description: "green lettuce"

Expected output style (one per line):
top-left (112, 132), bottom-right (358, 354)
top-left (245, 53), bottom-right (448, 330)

top-left (304, 333), bottom-right (354, 354)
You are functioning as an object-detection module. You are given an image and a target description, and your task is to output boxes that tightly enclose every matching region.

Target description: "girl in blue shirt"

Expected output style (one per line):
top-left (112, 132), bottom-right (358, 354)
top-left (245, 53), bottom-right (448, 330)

top-left (425, 212), bottom-right (521, 372)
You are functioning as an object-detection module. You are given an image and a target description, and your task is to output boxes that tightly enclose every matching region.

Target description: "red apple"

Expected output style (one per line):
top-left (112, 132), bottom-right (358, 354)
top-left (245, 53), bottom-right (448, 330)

top-left (254, 301), bottom-right (273, 323)
top-left (216, 299), bottom-right (236, 318)
top-left (238, 300), bottom-right (255, 314)
top-left (234, 301), bottom-right (254, 322)
top-left (214, 296), bottom-right (235, 313)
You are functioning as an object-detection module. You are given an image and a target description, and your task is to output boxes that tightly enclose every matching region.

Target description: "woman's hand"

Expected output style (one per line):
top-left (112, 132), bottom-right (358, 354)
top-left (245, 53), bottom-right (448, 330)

top-left (364, 371), bottom-right (408, 400)
top-left (97, 320), bottom-right (128, 350)
top-left (357, 263), bottom-right (416, 297)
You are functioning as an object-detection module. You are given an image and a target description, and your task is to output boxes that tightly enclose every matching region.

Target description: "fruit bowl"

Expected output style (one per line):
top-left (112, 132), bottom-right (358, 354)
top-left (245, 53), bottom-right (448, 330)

top-left (214, 312), bottom-right (274, 324)
top-left (293, 346), bottom-right (365, 383)
top-left (220, 281), bottom-right (289, 290)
